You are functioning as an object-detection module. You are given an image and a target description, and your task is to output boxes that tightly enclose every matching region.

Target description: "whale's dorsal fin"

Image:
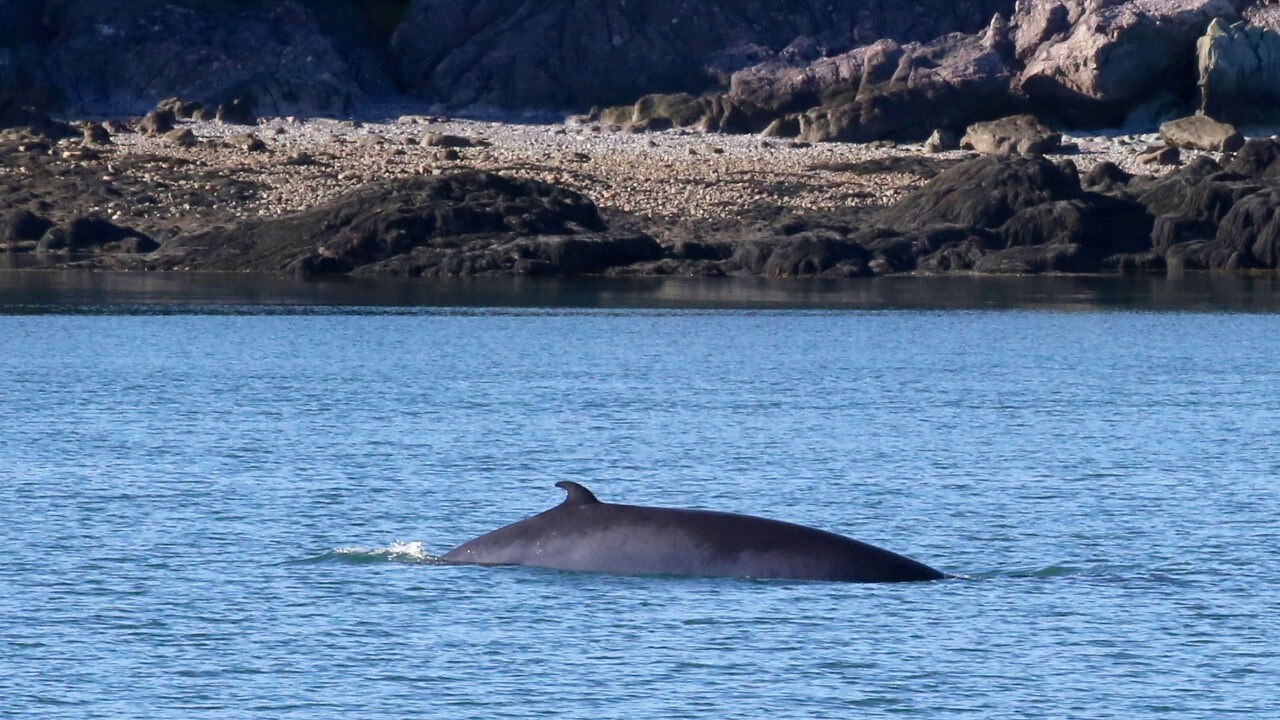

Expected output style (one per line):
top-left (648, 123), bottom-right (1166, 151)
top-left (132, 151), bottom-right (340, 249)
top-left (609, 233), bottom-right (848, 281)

top-left (555, 481), bottom-right (600, 505)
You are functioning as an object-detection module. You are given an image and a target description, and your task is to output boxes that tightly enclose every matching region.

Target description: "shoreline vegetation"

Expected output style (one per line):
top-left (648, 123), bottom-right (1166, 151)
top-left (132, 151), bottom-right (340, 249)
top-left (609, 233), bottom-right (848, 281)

top-left (6, 2), bottom-right (1280, 281)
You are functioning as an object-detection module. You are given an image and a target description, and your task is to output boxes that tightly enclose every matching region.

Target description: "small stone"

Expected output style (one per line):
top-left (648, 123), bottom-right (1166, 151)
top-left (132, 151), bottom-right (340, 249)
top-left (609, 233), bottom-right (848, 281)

top-left (215, 98), bottom-right (257, 126)
top-left (282, 151), bottom-right (317, 166)
top-left (1136, 144), bottom-right (1181, 165)
top-left (156, 97), bottom-right (203, 120)
top-left (163, 128), bottom-right (198, 147)
top-left (923, 128), bottom-right (959, 153)
top-left (231, 133), bottom-right (267, 152)
top-left (421, 131), bottom-right (483, 148)
top-left (82, 123), bottom-right (111, 145)
top-left (137, 109), bottom-right (175, 136)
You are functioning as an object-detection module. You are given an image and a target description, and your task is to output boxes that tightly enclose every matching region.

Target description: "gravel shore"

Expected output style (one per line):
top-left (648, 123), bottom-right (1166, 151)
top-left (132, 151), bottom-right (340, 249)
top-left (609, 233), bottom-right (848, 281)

top-left (97, 113), bottom-right (1191, 241)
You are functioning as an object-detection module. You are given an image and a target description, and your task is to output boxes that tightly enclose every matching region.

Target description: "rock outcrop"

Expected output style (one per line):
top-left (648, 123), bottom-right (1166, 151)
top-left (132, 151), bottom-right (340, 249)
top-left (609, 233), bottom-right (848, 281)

top-left (390, 0), bottom-right (1013, 110)
top-left (0, 0), bottom-right (394, 116)
top-left (599, 17), bottom-right (1018, 142)
top-left (796, 25), bottom-right (1017, 142)
top-left (1197, 18), bottom-right (1280, 123)
top-left (1014, 0), bottom-right (1237, 125)
top-left (153, 171), bottom-right (663, 277)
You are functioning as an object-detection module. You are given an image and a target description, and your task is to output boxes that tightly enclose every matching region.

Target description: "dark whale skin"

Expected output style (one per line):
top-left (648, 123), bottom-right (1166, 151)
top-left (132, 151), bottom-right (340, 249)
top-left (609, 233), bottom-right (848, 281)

top-left (442, 482), bottom-right (945, 583)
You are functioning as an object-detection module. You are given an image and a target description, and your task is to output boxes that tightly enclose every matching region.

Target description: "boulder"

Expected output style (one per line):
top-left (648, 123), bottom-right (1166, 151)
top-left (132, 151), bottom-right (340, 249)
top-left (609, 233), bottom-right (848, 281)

top-left (960, 114), bottom-right (1061, 154)
top-left (1015, 0), bottom-right (1237, 125)
top-left (1158, 114), bottom-right (1243, 152)
top-left (1197, 18), bottom-right (1280, 124)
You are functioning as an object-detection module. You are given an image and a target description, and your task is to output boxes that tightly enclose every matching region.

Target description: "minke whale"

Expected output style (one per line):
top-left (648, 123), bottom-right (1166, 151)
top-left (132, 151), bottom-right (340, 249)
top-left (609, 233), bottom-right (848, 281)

top-left (441, 481), bottom-right (945, 582)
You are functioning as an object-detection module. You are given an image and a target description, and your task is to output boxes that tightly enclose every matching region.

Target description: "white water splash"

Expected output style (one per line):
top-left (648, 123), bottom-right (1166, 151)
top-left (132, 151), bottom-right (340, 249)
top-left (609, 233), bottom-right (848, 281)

top-left (331, 540), bottom-right (436, 563)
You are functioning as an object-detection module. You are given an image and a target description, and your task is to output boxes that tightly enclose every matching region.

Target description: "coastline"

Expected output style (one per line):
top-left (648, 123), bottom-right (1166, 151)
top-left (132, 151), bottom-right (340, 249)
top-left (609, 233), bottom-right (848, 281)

top-left (98, 114), bottom-right (1191, 237)
top-left (1, 109), bottom-right (1271, 279)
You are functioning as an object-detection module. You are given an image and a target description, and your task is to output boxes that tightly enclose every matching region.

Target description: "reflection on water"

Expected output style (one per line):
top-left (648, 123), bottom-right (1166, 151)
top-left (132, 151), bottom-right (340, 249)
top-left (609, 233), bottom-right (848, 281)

top-left (2, 269), bottom-right (1280, 312)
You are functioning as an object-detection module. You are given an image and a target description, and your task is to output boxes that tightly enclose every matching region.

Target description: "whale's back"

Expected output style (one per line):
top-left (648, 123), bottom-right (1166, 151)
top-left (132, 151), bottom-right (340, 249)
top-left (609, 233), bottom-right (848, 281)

top-left (442, 487), bottom-right (943, 583)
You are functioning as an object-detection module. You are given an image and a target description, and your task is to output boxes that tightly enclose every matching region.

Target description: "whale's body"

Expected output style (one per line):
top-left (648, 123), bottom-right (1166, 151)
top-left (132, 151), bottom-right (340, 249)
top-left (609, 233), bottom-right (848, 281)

top-left (441, 482), bottom-right (945, 583)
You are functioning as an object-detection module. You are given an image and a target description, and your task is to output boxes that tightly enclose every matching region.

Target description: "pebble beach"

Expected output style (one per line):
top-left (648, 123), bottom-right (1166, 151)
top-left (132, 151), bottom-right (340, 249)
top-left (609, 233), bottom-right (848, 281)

top-left (96, 113), bottom-right (1190, 241)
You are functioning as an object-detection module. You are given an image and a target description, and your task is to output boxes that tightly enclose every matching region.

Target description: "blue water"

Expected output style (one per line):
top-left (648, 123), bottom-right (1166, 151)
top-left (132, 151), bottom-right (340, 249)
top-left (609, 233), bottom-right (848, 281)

top-left (2, 275), bottom-right (1279, 718)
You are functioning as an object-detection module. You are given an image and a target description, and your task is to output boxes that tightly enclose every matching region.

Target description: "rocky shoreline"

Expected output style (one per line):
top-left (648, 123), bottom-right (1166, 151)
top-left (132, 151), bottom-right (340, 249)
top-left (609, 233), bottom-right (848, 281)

top-left (11, 103), bottom-right (1280, 278)
top-left (8, 1), bottom-right (1280, 281)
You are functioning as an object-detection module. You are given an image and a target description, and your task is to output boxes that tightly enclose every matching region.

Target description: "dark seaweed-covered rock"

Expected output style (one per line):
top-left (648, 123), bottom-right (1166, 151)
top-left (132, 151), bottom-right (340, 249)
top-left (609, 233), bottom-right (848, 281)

top-left (862, 225), bottom-right (998, 273)
top-left (1210, 187), bottom-right (1280, 269)
top-left (1082, 161), bottom-right (1133, 192)
top-left (997, 195), bottom-right (1154, 258)
top-left (1225, 138), bottom-right (1280, 178)
top-left (36, 216), bottom-right (157, 254)
top-left (1, 209), bottom-right (54, 251)
top-left (155, 171), bottom-right (660, 276)
top-left (878, 154), bottom-right (1082, 230)
top-left (728, 233), bottom-right (872, 277)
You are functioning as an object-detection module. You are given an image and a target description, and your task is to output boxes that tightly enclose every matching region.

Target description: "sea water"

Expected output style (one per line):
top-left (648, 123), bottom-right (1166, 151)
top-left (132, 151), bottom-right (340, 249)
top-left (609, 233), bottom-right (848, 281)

top-left (1, 274), bottom-right (1278, 718)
